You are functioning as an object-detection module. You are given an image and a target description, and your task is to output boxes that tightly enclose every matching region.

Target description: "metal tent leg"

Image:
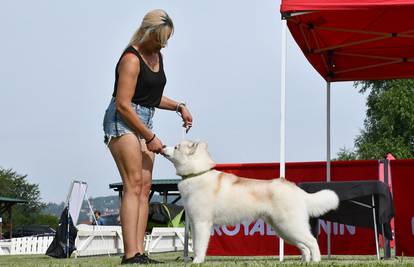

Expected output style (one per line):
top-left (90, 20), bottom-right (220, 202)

top-left (326, 81), bottom-right (332, 259)
top-left (279, 17), bottom-right (288, 263)
top-left (383, 159), bottom-right (392, 259)
top-left (382, 224), bottom-right (391, 259)
top-left (372, 195), bottom-right (380, 260)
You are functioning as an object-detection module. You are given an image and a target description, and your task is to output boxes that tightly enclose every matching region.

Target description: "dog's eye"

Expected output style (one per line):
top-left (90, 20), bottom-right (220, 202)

top-left (174, 145), bottom-right (178, 150)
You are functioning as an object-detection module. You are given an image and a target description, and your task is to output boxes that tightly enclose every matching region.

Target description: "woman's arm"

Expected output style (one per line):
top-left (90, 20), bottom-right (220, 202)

top-left (115, 53), bottom-right (164, 152)
top-left (158, 96), bottom-right (182, 111)
top-left (158, 96), bottom-right (193, 131)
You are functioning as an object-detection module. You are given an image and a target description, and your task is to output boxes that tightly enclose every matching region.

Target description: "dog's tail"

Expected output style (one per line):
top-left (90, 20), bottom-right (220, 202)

top-left (305, 190), bottom-right (339, 217)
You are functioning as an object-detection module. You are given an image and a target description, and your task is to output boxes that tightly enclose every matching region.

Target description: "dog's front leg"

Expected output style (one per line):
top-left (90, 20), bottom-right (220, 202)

top-left (189, 220), bottom-right (196, 254)
top-left (296, 243), bottom-right (311, 262)
top-left (192, 221), bottom-right (212, 264)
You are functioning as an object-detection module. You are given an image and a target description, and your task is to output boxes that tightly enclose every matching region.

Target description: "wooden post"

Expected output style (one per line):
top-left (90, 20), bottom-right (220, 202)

top-left (8, 205), bottom-right (12, 239)
top-left (0, 215), bottom-right (3, 239)
top-left (163, 190), bottom-right (168, 204)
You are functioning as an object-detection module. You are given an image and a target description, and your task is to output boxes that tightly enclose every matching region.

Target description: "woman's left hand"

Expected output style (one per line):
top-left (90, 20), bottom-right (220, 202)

top-left (180, 106), bottom-right (193, 133)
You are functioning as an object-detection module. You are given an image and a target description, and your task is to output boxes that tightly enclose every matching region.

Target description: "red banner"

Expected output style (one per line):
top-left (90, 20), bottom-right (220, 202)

top-left (208, 160), bottom-right (379, 256)
top-left (391, 159), bottom-right (414, 256)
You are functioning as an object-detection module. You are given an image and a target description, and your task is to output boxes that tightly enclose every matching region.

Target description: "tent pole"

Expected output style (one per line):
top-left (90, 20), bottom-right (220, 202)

top-left (67, 200), bottom-right (70, 258)
top-left (8, 205), bottom-right (12, 239)
top-left (383, 159), bottom-right (391, 259)
top-left (279, 18), bottom-right (287, 262)
top-left (326, 81), bottom-right (331, 182)
top-left (280, 16), bottom-right (287, 179)
top-left (326, 81), bottom-right (332, 258)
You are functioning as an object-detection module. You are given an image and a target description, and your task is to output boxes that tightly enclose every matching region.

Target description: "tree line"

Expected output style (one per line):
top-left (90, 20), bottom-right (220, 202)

top-left (0, 169), bottom-right (58, 230)
top-left (336, 80), bottom-right (414, 160)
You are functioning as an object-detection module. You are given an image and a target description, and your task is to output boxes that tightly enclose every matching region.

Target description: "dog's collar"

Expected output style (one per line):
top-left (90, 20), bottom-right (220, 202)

top-left (180, 168), bottom-right (215, 180)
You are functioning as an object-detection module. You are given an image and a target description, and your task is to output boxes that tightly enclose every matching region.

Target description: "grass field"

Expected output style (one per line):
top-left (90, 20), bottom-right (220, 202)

top-left (1, 252), bottom-right (414, 267)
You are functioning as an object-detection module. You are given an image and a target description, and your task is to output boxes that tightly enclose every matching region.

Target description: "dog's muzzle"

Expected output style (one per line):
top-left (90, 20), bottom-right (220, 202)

top-left (162, 146), bottom-right (174, 159)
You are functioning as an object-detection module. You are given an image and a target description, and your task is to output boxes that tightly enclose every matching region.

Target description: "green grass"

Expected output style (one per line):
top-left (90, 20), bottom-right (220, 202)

top-left (0, 252), bottom-right (413, 266)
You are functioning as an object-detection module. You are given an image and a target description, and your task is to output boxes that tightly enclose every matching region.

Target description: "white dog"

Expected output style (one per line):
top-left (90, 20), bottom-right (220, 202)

top-left (163, 140), bottom-right (339, 263)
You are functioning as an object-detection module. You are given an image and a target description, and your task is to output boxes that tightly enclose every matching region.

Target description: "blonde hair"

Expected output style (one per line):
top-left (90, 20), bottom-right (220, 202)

top-left (129, 9), bottom-right (174, 48)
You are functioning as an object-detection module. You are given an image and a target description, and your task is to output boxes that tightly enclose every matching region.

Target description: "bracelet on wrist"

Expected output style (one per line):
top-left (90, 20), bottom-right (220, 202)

top-left (146, 133), bottom-right (156, 144)
top-left (175, 102), bottom-right (186, 113)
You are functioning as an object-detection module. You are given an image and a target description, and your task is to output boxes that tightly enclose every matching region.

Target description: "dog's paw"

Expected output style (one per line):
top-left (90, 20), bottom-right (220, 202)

top-left (192, 257), bottom-right (205, 264)
top-left (312, 256), bottom-right (321, 262)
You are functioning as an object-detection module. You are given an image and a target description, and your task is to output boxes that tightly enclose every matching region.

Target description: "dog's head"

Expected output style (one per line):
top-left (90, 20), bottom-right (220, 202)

top-left (163, 140), bottom-right (215, 177)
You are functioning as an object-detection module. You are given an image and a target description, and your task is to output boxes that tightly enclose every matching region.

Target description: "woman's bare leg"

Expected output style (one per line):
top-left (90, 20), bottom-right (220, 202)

top-left (108, 134), bottom-right (143, 258)
top-left (136, 139), bottom-right (155, 253)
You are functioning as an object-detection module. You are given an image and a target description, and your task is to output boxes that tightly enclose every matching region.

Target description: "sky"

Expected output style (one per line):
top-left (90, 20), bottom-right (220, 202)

top-left (0, 0), bottom-right (367, 203)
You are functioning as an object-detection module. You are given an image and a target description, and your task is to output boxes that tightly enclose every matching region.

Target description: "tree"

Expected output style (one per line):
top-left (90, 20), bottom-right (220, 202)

top-left (335, 147), bottom-right (358, 160)
top-left (337, 80), bottom-right (414, 160)
top-left (34, 213), bottom-right (59, 230)
top-left (0, 168), bottom-right (58, 228)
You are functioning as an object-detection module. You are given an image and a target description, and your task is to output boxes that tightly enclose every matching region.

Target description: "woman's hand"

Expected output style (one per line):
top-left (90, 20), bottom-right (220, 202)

top-left (146, 135), bottom-right (165, 154)
top-left (180, 106), bottom-right (193, 133)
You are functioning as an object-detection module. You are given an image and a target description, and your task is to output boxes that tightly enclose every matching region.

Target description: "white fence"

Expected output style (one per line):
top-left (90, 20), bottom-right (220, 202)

top-left (0, 236), bottom-right (54, 255)
top-left (146, 227), bottom-right (192, 254)
top-left (75, 225), bottom-right (191, 257)
top-left (74, 224), bottom-right (124, 257)
top-left (0, 225), bottom-right (191, 257)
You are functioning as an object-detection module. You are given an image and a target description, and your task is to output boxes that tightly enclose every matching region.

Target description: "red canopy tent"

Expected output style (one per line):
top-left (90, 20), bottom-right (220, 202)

top-left (277, 0), bottom-right (414, 260)
top-left (280, 0), bottom-right (414, 81)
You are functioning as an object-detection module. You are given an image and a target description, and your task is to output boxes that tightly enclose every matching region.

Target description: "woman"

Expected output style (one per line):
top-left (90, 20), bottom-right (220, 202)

top-left (103, 9), bottom-right (193, 264)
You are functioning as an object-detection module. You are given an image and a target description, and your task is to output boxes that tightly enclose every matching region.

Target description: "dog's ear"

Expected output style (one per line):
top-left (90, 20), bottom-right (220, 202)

top-left (188, 142), bottom-right (200, 155)
top-left (199, 141), bottom-right (208, 149)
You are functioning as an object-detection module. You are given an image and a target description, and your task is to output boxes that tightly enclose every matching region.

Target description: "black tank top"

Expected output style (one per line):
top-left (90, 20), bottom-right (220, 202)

top-left (112, 46), bottom-right (166, 107)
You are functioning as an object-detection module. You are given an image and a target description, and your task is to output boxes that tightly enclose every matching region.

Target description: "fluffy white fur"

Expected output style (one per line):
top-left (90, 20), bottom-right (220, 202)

top-left (163, 140), bottom-right (339, 263)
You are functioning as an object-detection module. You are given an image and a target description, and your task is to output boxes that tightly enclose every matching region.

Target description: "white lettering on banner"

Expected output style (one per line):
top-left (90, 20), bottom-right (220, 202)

top-left (210, 220), bottom-right (355, 236)
top-left (319, 220), bottom-right (356, 235)
top-left (210, 219), bottom-right (277, 236)
top-left (411, 217), bottom-right (414, 235)
top-left (250, 220), bottom-right (265, 236)
top-left (242, 221), bottom-right (251, 235)
top-left (211, 225), bottom-right (222, 236)
top-left (267, 223), bottom-right (277, 236)
top-left (222, 225), bottom-right (240, 236)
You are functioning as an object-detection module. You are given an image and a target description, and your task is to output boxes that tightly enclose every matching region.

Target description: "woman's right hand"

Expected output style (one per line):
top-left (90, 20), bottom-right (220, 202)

top-left (146, 135), bottom-right (164, 154)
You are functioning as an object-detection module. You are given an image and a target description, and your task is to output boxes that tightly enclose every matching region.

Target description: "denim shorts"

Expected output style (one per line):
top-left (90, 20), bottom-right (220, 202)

top-left (103, 98), bottom-right (155, 145)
